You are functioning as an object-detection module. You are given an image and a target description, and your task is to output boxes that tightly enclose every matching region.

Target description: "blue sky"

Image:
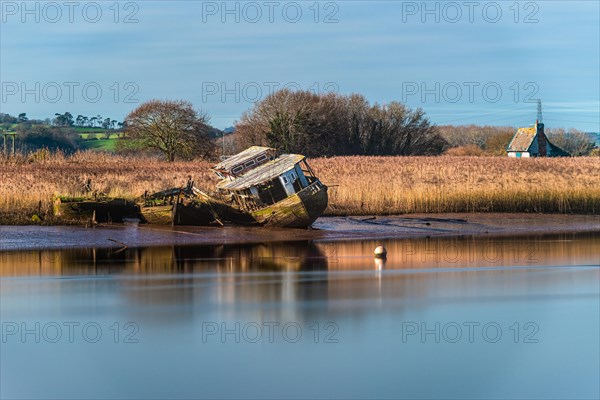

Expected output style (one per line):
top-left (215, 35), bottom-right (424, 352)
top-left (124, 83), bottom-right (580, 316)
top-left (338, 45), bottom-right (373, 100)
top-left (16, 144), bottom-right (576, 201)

top-left (1, 1), bottom-right (599, 131)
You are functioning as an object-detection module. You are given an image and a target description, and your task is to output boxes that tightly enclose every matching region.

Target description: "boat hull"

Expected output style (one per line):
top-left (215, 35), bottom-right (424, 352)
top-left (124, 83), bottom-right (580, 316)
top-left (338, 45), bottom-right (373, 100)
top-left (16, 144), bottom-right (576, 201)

top-left (140, 205), bottom-right (173, 225)
top-left (250, 181), bottom-right (328, 228)
top-left (141, 201), bottom-right (220, 226)
top-left (59, 180), bottom-right (328, 228)
top-left (53, 198), bottom-right (140, 223)
top-left (173, 201), bottom-right (220, 226)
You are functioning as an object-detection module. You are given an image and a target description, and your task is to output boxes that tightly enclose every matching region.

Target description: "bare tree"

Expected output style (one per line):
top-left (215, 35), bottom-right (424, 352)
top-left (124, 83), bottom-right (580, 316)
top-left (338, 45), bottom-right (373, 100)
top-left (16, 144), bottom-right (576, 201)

top-left (235, 89), bottom-right (445, 156)
top-left (122, 100), bottom-right (215, 161)
top-left (484, 129), bottom-right (515, 155)
top-left (546, 128), bottom-right (595, 156)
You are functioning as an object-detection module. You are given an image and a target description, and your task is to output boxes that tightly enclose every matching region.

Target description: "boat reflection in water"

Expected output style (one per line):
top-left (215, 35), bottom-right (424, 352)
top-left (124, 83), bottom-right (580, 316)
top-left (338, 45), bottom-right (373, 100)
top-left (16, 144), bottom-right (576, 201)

top-left (2, 232), bottom-right (599, 322)
top-left (1, 232), bottom-right (599, 399)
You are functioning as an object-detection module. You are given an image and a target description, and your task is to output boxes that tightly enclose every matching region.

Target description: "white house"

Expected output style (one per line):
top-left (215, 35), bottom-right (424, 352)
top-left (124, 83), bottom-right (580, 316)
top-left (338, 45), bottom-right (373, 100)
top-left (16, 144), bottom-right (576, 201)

top-left (507, 122), bottom-right (569, 158)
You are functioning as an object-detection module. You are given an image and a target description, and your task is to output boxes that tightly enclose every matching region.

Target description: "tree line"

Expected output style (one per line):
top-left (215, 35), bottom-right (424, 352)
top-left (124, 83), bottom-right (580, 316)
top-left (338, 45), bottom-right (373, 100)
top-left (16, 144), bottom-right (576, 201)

top-left (1, 112), bottom-right (124, 129)
top-left (439, 124), bottom-right (597, 156)
top-left (0, 111), bottom-right (124, 153)
top-left (2, 90), bottom-right (598, 160)
top-left (116, 91), bottom-right (446, 161)
top-left (53, 112), bottom-right (124, 129)
top-left (235, 90), bottom-right (446, 157)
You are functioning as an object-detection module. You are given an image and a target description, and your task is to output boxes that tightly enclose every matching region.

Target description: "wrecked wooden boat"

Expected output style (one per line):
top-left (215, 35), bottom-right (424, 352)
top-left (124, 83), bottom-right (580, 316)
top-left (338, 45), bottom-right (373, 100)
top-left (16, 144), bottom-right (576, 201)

top-left (53, 196), bottom-right (140, 223)
top-left (52, 147), bottom-right (328, 228)
top-left (212, 146), bottom-right (328, 228)
top-left (139, 187), bottom-right (223, 226)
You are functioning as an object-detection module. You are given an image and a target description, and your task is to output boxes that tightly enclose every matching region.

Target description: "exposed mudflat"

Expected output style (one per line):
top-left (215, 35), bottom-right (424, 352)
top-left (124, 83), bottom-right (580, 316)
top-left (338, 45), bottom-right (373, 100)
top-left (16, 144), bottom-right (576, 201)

top-left (2, 213), bottom-right (599, 251)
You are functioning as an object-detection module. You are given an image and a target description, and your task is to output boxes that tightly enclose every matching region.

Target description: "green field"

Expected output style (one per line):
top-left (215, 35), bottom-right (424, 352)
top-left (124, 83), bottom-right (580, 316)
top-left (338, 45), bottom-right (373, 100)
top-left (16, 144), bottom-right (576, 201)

top-left (78, 127), bottom-right (120, 152)
top-left (75, 126), bottom-right (121, 140)
top-left (79, 138), bottom-right (118, 151)
top-left (77, 126), bottom-right (121, 148)
top-left (79, 133), bottom-right (120, 139)
top-left (1, 123), bottom-right (122, 153)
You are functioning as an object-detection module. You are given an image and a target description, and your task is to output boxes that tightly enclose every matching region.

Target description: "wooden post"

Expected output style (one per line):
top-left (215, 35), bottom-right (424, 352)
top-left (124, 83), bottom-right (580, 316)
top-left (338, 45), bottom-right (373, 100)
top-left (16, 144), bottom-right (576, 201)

top-left (171, 192), bottom-right (181, 226)
top-left (11, 134), bottom-right (15, 156)
top-left (3, 134), bottom-right (6, 156)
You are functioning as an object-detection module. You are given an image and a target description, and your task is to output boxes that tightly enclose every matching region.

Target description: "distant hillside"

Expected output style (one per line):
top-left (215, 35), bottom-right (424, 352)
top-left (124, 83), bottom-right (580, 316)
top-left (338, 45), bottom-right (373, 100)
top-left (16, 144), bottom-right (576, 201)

top-left (208, 126), bottom-right (224, 138)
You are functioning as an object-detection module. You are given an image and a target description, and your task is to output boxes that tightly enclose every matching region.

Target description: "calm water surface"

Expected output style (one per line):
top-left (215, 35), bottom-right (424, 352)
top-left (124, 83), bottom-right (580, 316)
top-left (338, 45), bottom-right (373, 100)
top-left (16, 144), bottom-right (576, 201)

top-left (1, 232), bottom-right (599, 399)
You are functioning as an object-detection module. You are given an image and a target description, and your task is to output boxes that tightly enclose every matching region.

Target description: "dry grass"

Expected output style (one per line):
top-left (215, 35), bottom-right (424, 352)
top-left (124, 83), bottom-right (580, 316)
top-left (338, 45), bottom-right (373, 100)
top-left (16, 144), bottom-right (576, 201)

top-left (312, 156), bottom-right (600, 215)
top-left (0, 151), bottom-right (217, 224)
top-left (1, 151), bottom-right (599, 224)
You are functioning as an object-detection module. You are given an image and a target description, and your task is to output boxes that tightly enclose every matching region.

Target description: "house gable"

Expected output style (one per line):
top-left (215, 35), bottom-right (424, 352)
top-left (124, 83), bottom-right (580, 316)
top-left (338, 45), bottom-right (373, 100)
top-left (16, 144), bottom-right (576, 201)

top-left (507, 122), bottom-right (570, 157)
top-left (507, 127), bottom-right (536, 153)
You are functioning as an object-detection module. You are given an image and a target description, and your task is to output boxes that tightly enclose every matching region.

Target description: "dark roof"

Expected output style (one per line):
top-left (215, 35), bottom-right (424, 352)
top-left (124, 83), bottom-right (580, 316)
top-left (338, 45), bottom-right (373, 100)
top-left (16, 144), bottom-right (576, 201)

top-left (549, 142), bottom-right (571, 157)
top-left (507, 127), bottom-right (536, 152)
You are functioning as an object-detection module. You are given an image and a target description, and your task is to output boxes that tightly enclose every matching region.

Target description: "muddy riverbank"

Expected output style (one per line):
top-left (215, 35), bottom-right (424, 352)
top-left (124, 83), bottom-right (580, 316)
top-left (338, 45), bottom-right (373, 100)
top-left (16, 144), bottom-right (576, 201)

top-left (1, 213), bottom-right (599, 251)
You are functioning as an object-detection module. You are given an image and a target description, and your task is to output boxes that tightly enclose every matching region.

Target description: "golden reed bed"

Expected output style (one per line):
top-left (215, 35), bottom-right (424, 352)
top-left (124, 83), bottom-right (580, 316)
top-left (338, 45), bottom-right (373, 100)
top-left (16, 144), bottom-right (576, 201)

top-left (315, 156), bottom-right (600, 215)
top-left (1, 151), bottom-right (599, 224)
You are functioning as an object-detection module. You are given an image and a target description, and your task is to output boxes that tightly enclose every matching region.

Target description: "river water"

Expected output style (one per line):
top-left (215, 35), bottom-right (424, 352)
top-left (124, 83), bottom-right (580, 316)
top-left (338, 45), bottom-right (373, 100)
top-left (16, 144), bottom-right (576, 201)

top-left (1, 232), bottom-right (599, 399)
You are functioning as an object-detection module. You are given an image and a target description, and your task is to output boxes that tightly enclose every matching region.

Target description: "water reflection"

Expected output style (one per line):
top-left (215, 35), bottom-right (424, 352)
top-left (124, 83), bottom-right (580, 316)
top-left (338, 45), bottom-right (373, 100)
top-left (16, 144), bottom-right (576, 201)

top-left (2, 233), bottom-right (599, 399)
top-left (0, 241), bottom-right (328, 276)
top-left (2, 233), bottom-right (598, 323)
top-left (2, 232), bottom-right (598, 277)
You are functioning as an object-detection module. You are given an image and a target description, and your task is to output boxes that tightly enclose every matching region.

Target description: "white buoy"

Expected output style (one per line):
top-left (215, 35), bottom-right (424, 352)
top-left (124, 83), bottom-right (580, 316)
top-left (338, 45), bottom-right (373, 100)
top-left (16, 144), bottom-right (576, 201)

top-left (374, 245), bottom-right (387, 258)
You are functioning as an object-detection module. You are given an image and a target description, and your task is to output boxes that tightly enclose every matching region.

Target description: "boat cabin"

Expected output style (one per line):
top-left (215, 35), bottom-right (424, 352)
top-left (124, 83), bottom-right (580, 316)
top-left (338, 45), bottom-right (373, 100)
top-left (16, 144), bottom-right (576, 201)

top-left (215, 154), bottom-right (320, 212)
top-left (212, 146), bottom-right (277, 179)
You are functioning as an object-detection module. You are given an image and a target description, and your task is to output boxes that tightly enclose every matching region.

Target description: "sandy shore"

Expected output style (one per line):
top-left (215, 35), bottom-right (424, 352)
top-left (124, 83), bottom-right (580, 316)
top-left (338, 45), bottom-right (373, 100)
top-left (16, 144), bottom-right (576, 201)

top-left (1, 213), bottom-right (599, 251)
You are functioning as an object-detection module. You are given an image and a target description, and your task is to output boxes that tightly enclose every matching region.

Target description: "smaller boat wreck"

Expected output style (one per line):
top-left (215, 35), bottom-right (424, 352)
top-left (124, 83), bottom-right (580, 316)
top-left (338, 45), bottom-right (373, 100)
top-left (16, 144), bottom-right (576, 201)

top-left (55, 147), bottom-right (328, 228)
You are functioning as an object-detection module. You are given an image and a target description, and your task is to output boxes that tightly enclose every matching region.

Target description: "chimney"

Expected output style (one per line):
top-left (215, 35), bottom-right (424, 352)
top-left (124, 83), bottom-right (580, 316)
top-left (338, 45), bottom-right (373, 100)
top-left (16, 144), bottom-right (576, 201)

top-left (536, 121), bottom-right (547, 157)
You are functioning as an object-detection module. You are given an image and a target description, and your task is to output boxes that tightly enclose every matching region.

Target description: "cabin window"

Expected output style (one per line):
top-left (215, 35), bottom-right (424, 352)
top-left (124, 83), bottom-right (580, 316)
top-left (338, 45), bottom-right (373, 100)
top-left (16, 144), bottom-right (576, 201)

top-left (280, 170), bottom-right (303, 196)
top-left (300, 160), bottom-right (317, 183)
top-left (244, 160), bottom-right (256, 168)
top-left (301, 160), bottom-right (313, 176)
top-left (257, 184), bottom-right (273, 205)
top-left (256, 153), bottom-right (267, 163)
top-left (292, 177), bottom-right (302, 193)
top-left (232, 165), bottom-right (244, 175)
top-left (254, 178), bottom-right (288, 206)
top-left (269, 178), bottom-right (288, 202)
top-left (294, 165), bottom-right (309, 188)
